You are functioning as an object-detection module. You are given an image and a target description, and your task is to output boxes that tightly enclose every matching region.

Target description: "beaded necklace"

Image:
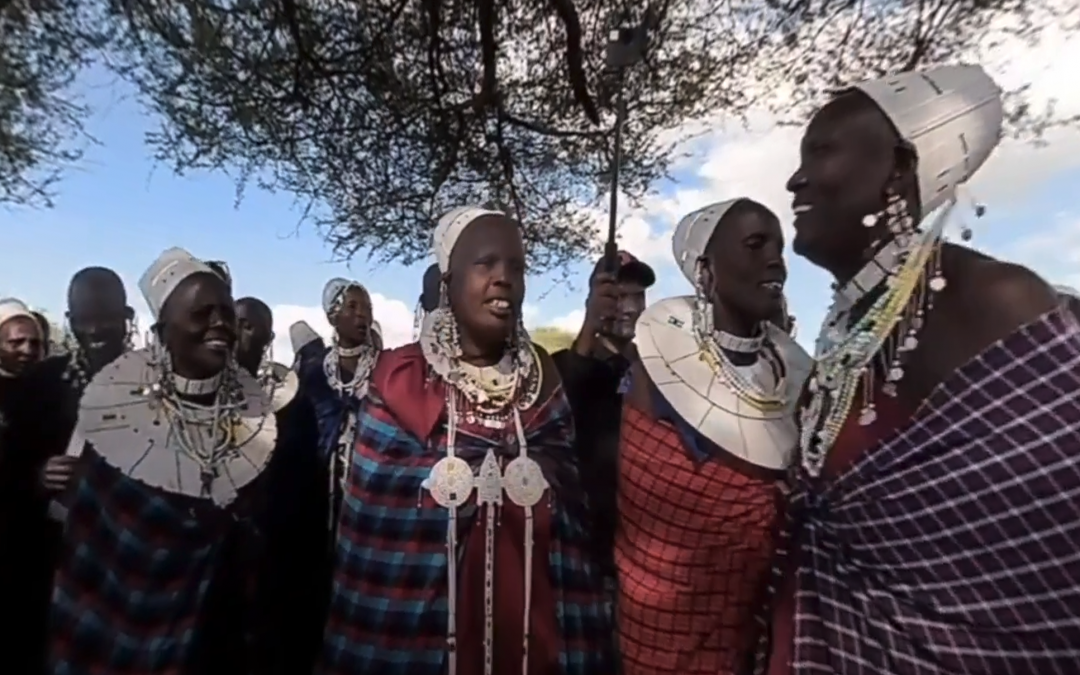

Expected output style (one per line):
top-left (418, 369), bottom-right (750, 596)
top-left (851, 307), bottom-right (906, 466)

top-left (419, 306), bottom-right (546, 675)
top-left (800, 198), bottom-right (955, 478)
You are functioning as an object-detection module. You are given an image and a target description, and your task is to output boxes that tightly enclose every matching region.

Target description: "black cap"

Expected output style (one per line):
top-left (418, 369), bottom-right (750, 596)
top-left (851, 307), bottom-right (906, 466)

top-left (592, 250), bottom-right (655, 288)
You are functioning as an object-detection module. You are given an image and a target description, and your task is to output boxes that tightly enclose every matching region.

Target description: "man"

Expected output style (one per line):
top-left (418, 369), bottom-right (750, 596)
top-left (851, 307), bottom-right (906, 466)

top-left (413, 263), bottom-right (441, 338)
top-left (552, 251), bottom-right (655, 581)
top-left (57, 266), bottom-right (135, 390)
top-left (235, 296), bottom-right (275, 377)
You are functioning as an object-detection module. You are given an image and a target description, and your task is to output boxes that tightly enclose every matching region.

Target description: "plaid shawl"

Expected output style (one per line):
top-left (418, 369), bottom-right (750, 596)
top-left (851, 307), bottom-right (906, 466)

top-left (49, 449), bottom-right (267, 675)
top-left (760, 307), bottom-right (1080, 675)
top-left (320, 346), bottom-right (614, 675)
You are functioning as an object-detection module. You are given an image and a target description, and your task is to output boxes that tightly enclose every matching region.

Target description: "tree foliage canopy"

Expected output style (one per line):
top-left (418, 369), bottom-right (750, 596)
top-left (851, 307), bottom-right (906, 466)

top-left (2, 0), bottom-right (1076, 268)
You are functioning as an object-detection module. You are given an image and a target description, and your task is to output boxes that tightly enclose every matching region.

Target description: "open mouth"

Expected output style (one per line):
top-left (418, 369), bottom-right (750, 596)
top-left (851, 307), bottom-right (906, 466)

top-left (484, 298), bottom-right (512, 318)
top-left (759, 280), bottom-right (784, 297)
top-left (203, 338), bottom-right (231, 353)
top-left (793, 204), bottom-right (812, 216)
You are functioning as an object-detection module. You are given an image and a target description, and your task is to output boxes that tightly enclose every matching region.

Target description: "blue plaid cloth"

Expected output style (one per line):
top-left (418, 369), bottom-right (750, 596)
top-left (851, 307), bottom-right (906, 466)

top-left (48, 449), bottom-right (265, 674)
top-left (320, 352), bottom-right (614, 674)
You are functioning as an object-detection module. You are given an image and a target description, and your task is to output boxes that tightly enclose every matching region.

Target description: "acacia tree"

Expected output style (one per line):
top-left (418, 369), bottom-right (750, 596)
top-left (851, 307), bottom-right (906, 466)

top-left (2, 0), bottom-right (1075, 267)
top-left (0, 0), bottom-right (109, 206)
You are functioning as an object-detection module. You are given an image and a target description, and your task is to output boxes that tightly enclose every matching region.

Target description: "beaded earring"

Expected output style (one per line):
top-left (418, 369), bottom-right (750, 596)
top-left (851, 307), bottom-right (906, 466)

top-left (435, 280), bottom-right (463, 359)
top-left (691, 258), bottom-right (715, 341)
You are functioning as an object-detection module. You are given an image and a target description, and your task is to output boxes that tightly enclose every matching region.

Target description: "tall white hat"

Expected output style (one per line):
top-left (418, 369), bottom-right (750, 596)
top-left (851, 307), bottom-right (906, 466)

top-left (0, 297), bottom-right (37, 332)
top-left (852, 65), bottom-right (1003, 215)
top-left (671, 199), bottom-right (740, 285)
top-left (322, 278), bottom-right (368, 315)
top-left (289, 320), bottom-right (322, 352)
top-left (432, 206), bottom-right (504, 273)
top-left (1054, 284), bottom-right (1080, 299)
top-left (138, 247), bottom-right (217, 320)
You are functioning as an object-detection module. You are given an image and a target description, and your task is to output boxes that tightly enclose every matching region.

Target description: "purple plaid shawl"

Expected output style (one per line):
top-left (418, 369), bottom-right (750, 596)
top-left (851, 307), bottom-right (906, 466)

top-left (761, 306), bottom-right (1080, 675)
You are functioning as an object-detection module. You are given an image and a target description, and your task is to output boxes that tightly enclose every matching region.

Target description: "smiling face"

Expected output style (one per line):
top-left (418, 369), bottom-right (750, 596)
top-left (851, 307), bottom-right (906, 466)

top-left (67, 269), bottom-right (133, 370)
top-left (787, 91), bottom-right (918, 275)
top-left (158, 272), bottom-right (237, 380)
top-left (701, 200), bottom-right (787, 325)
top-left (330, 286), bottom-right (373, 348)
top-left (446, 214), bottom-right (526, 356)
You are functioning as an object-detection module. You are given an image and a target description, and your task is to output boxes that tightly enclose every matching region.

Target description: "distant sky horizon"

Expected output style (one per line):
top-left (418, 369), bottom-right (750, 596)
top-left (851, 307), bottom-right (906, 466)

top-left (4, 26), bottom-right (1080, 361)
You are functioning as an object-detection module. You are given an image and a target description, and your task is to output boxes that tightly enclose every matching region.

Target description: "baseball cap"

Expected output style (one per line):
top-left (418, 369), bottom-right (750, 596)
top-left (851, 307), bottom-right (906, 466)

top-left (592, 250), bottom-right (656, 288)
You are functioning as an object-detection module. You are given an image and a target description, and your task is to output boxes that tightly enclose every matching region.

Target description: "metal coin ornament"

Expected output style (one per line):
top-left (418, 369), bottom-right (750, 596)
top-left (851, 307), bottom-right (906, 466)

top-left (502, 457), bottom-right (548, 508)
top-left (423, 456), bottom-right (476, 508)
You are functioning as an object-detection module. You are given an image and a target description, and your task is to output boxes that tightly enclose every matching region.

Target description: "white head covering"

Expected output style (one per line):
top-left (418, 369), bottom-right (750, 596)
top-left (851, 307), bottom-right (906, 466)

top-left (852, 65), bottom-right (1003, 215)
top-left (1054, 284), bottom-right (1080, 299)
top-left (371, 320), bottom-right (383, 341)
top-left (322, 277), bottom-right (367, 315)
top-left (671, 199), bottom-right (740, 285)
top-left (138, 247), bottom-right (217, 320)
top-left (0, 297), bottom-right (38, 333)
top-left (289, 320), bottom-right (321, 352)
top-left (432, 206), bottom-right (505, 273)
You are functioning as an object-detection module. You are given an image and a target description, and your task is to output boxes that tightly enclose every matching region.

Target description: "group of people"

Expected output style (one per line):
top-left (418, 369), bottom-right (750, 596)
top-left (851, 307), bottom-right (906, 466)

top-left (1, 63), bottom-right (1078, 675)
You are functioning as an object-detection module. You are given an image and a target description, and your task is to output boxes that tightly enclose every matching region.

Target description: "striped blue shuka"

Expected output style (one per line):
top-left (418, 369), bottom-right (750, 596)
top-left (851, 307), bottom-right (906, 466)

top-left (48, 449), bottom-right (266, 675)
top-left (319, 346), bottom-right (615, 675)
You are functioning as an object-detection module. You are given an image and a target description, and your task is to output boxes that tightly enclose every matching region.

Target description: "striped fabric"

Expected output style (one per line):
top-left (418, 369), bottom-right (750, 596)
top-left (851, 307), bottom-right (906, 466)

top-left (617, 404), bottom-right (780, 675)
top-left (49, 449), bottom-right (265, 675)
top-left (319, 352), bottom-right (614, 675)
top-left (758, 306), bottom-right (1080, 675)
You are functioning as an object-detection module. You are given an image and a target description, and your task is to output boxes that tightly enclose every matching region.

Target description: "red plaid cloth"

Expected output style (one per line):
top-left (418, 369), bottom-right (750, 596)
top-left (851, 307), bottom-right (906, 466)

top-left (616, 404), bottom-right (781, 674)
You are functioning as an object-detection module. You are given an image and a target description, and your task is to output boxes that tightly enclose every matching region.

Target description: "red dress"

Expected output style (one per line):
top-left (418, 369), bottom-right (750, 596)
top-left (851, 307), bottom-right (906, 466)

top-left (766, 390), bottom-right (913, 675)
top-left (616, 403), bottom-right (783, 674)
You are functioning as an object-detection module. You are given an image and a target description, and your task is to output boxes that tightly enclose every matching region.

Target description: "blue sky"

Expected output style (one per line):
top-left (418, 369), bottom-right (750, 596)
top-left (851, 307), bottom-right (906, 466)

top-left (3, 51), bottom-right (1080, 359)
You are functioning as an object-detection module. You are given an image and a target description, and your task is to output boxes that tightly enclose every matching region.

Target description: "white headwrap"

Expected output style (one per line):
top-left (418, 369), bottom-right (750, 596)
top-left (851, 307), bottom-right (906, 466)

top-left (371, 320), bottom-right (383, 341)
top-left (671, 199), bottom-right (740, 285)
top-left (289, 320), bottom-right (322, 353)
top-left (322, 277), bottom-right (367, 315)
top-left (0, 297), bottom-right (39, 334)
top-left (432, 205), bottom-right (505, 273)
top-left (1054, 284), bottom-right (1080, 299)
top-left (138, 247), bottom-right (217, 320)
top-left (852, 65), bottom-right (1003, 215)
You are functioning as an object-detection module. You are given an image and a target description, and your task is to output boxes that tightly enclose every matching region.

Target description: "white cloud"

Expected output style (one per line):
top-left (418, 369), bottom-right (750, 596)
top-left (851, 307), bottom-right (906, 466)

top-left (596, 20), bottom-right (1080, 270)
top-left (544, 309), bottom-right (585, 335)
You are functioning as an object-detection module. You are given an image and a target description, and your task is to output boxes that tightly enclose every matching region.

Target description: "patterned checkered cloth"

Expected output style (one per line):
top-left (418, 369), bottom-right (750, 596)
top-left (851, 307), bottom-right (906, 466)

top-left (49, 449), bottom-right (265, 675)
top-left (617, 404), bottom-right (780, 675)
top-left (319, 353), bottom-right (614, 675)
top-left (758, 307), bottom-right (1080, 674)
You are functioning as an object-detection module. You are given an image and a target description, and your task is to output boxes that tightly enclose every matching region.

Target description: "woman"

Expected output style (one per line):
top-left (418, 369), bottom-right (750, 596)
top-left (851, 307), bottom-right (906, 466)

top-left (296, 278), bottom-right (382, 536)
top-left (320, 205), bottom-right (614, 675)
top-left (48, 247), bottom-right (301, 675)
top-left (0, 298), bottom-right (54, 675)
top-left (617, 198), bottom-right (811, 675)
top-left (764, 65), bottom-right (1080, 675)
